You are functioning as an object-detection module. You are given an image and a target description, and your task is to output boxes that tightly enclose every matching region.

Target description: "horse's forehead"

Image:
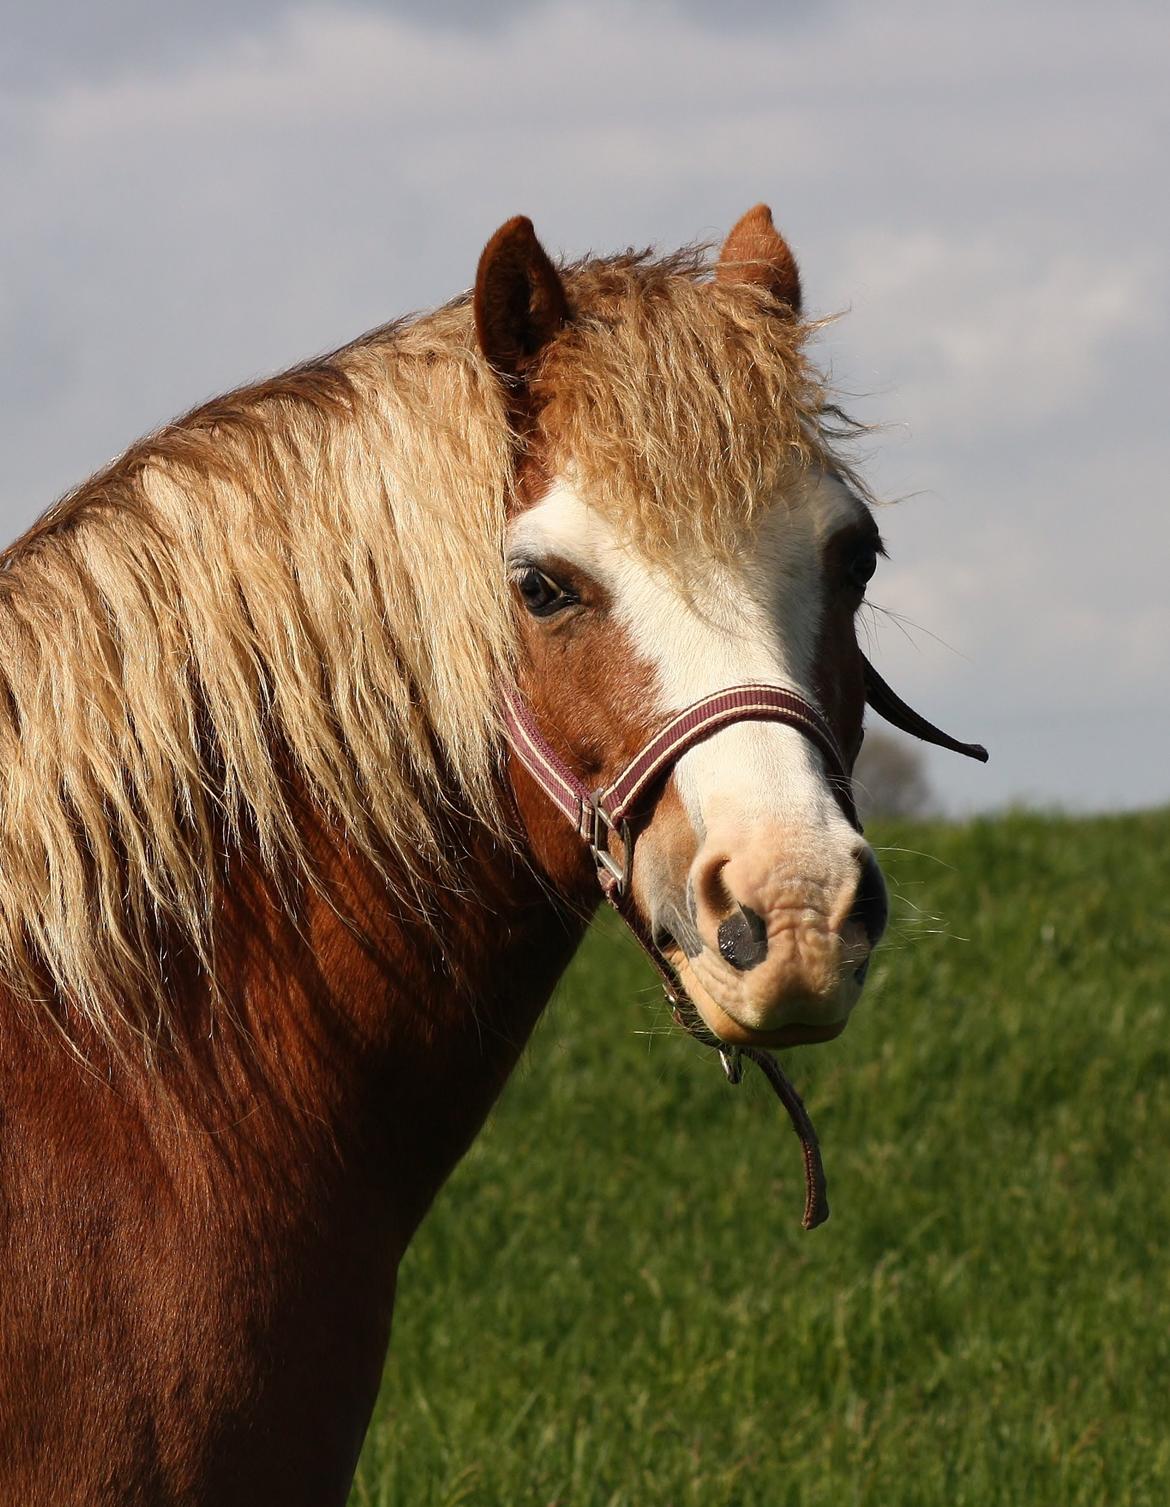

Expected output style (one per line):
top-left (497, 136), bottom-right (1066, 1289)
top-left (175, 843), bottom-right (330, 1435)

top-left (507, 472), bottom-right (868, 581)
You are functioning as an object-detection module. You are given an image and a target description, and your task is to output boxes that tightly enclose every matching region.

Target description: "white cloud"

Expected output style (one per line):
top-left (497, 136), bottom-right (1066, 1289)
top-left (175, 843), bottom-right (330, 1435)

top-left (830, 230), bottom-right (1158, 437)
top-left (1, 0), bottom-right (1167, 811)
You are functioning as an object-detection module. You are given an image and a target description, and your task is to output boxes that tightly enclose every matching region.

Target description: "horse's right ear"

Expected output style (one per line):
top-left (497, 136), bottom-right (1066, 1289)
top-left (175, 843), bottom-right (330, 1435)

top-left (474, 216), bottom-right (568, 384)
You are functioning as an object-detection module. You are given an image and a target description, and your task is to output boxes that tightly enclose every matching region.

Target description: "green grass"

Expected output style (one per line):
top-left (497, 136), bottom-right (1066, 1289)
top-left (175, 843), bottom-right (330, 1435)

top-left (350, 809), bottom-right (1170, 1506)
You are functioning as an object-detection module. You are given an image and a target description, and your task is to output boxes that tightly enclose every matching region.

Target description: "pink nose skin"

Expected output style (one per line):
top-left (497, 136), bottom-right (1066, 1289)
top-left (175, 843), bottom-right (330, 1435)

top-left (678, 827), bottom-right (888, 1043)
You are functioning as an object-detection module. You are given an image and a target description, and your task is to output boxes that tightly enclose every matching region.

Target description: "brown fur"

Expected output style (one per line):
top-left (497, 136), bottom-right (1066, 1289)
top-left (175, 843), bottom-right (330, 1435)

top-left (0, 802), bottom-right (591, 1505)
top-left (711, 201), bottom-right (802, 313)
top-left (716, 202), bottom-right (803, 314)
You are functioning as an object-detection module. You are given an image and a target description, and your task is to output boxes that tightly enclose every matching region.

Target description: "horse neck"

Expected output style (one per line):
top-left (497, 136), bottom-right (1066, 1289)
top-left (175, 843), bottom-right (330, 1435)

top-left (174, 793), bottom-right (595, 1245)
top-left (0, 792), bottom-right (595, 1506)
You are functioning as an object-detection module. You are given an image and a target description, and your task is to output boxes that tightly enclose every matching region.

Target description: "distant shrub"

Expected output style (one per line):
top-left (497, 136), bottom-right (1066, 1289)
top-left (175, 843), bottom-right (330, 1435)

top-left (854, 729), bottom-right (933, 820)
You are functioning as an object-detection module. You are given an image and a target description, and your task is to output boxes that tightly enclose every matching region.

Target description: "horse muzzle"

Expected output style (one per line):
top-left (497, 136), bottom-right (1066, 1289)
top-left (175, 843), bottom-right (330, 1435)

top-left (652, 831), bottom-right (889, 1045)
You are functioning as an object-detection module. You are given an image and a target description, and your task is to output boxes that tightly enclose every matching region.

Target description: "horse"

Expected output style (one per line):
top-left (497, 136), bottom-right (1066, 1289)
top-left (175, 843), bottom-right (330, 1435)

top-left (0, 205), bottom-right (985, 1504)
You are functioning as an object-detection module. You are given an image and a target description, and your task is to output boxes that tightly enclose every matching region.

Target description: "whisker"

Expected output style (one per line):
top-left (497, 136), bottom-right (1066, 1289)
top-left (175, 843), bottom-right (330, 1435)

top-left (865, 602), bottom-right (976, 664)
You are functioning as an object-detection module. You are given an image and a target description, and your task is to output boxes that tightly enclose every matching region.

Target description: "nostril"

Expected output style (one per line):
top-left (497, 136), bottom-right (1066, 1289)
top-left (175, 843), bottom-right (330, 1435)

top-left (717, 905), bottom-right (769, 972)
top-left (848, 851), bottom-right (889, 949)
top-left (692, 852), bottom-right (734, 921)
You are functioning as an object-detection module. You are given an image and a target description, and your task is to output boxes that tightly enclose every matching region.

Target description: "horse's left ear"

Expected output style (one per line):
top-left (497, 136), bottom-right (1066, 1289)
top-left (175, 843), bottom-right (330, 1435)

top-left (474, 216), bottom-right (569, 384)
top-left (716, 203), bottom-right (802, 315)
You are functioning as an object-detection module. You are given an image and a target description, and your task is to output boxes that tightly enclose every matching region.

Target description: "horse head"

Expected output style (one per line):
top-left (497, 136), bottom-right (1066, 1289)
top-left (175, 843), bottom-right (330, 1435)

top-left (476, 208), bottom-right (899, 1052)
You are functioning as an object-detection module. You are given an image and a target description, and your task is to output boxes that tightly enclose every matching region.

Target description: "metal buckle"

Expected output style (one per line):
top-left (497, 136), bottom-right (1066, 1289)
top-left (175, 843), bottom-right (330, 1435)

top-left (719, 1045), bottom-right (743, 1085)
top-left (587, 791), bottom-right (632, 897)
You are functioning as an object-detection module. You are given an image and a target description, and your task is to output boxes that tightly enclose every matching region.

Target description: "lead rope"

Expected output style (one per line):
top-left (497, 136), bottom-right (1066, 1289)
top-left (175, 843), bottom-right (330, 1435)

top-left (671, 1013), bottom-right (829, 1231)
top-left (611, 880), bottom-right (831, 1231)
top-left (737, 1046), bottom-right (830, 1230)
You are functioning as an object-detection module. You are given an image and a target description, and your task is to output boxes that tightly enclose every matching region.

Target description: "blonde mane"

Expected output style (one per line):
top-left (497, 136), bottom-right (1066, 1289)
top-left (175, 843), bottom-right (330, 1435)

top-left (0, 246), bottom-right (845, 1050)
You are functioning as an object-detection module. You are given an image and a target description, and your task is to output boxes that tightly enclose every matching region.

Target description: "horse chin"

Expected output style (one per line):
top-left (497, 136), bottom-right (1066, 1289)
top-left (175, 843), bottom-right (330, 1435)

top-left (667, 952), bottom-right (851, 1050)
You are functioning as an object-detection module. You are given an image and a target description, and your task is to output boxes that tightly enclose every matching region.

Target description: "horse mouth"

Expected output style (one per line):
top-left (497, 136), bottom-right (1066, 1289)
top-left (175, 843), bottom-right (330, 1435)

top-left (657, 945), bottom-right (850, 1050)
top-left (697, 1008), bottom-right (847, 1050)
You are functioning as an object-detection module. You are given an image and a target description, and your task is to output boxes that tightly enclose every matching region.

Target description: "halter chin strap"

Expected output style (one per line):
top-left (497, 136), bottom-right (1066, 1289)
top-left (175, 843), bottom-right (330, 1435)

top-left (500, 666), bottom-right (986, 1232)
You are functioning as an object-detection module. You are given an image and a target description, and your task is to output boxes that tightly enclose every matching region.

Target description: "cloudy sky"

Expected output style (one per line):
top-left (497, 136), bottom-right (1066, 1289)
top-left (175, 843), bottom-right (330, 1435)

top-left (2, 0), bottom-right (1167, 812)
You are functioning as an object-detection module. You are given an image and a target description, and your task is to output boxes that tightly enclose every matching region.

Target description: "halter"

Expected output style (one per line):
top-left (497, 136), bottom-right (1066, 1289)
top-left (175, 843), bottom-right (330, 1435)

top-left (501, 659), bottom-right (987, 1230)
top-left (502, 681), bottom-right (862, 902)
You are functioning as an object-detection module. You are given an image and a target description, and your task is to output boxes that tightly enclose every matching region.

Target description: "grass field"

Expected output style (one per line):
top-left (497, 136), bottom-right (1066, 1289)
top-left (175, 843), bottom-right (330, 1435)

top-left (350, 809), bottom-right (1170, 1506)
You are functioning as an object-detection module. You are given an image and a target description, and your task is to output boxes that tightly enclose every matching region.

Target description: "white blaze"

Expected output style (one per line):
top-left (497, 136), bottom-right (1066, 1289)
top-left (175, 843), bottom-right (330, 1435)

top-left (508, 472), bottom-right (866, 840)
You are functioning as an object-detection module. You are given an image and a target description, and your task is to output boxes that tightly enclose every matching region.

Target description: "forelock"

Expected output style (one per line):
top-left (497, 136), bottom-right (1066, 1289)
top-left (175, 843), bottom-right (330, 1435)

top-left (531, 248), bottom-right (845, 566)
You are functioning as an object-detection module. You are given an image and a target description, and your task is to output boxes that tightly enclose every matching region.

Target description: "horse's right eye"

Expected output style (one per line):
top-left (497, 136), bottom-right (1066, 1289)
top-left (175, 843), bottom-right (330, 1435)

top-left (515, 567), bottom-right (574, 618)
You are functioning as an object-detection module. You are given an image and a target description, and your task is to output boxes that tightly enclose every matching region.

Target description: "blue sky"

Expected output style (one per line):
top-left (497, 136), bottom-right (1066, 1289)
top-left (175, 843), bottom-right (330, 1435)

top-left (2, 0), bottom-right (1167, 811)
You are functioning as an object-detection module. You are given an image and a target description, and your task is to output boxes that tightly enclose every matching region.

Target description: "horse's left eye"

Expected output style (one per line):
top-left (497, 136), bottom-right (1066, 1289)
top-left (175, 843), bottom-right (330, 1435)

top-left (515, 566), bottom-right (574, 617)
top-left (847, 546), bottom-right (878, 593)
